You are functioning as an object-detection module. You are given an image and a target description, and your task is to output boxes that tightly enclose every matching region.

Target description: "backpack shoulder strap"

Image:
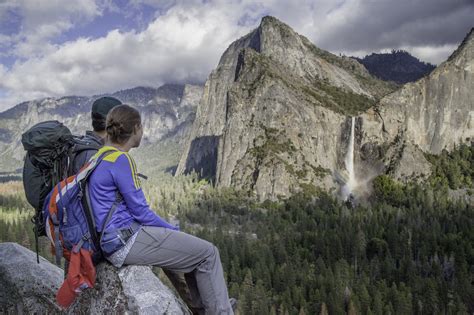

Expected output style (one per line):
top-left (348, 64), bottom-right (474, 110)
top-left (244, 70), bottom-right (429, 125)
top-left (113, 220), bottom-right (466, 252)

top-left (78, 148), bottom-right (120, 256)
top-left (100, 191), bottom-right (123, 239)
top-left (67, 137), bottom-right (102, 176)
top-left (78, 146), bottom-right (120, 179)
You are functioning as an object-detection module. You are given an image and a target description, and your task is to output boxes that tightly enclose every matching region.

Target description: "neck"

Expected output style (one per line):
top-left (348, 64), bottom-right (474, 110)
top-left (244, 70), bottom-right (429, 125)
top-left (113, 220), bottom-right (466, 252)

top-left (104, 140), bottom-right (133, 152)
top-left (94, 130), bottom-right (107, 139)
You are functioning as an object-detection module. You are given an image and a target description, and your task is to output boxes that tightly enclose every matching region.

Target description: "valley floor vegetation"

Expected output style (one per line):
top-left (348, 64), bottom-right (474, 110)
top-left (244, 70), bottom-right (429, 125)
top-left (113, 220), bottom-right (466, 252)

top-left (0, 144), bottom-right (472, 314)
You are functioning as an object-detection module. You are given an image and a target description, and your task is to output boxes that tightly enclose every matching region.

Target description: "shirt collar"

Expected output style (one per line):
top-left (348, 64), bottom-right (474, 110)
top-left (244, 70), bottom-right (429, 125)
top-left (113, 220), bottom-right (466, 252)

top-left (85, 130), bottom-right (105, 145)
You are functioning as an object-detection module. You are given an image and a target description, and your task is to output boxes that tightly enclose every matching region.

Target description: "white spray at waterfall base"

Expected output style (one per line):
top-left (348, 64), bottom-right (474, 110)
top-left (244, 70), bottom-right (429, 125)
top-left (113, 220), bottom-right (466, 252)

top-left (342, 117), bottom-right (356, 201)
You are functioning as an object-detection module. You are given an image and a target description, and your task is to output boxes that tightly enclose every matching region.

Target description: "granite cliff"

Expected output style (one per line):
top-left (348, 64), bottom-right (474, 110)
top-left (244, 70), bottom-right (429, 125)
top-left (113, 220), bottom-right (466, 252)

top-left (359, 27), bottom-right (474, 183)
top-left (176, 16), bottom-right (394, 199)
top-left (177, 17), bottom-right (473, 200)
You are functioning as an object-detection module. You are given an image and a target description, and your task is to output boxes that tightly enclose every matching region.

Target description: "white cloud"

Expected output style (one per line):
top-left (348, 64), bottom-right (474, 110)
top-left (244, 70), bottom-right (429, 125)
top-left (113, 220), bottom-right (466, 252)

top-left (408, 44), bottom-right (459, 65)
top-left (309, 0), bottom-right (473, 55)
top-left (0, 0), bottom-right (472, 111)
top-left (1, 0), bottom-right (101, 58)
top-left (0, 0), bottom-right (254, 110)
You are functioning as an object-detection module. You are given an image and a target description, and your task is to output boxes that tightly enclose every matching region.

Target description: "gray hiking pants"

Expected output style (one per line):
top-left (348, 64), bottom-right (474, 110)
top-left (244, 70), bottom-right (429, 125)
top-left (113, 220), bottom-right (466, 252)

top-left (123, 226), bottom-right (233, 315)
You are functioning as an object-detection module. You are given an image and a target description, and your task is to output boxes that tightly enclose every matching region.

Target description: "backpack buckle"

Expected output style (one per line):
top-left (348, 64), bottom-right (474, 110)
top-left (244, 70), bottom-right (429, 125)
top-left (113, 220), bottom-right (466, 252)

top-left (73, 233), bottom-right (91, 253)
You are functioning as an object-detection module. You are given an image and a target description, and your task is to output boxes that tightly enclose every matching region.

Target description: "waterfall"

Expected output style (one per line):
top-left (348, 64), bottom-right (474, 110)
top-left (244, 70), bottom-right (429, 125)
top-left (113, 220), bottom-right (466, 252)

top-left (342, 117), bottom-right (356, 200)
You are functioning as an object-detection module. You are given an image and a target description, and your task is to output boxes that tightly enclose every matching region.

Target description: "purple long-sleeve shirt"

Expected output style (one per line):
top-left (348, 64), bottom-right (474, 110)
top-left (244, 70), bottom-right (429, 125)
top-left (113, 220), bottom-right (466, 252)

top-left (88, 146), bottom-right (177, 233)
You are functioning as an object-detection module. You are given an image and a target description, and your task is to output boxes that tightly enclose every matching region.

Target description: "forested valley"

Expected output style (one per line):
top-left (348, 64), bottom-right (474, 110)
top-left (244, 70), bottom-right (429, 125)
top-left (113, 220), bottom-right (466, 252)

top-left (0, 144), bottom-right (472, 314)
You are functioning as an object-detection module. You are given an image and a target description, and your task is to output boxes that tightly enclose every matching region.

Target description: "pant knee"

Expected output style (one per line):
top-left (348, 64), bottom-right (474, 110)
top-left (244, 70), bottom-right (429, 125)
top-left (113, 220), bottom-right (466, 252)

top-left (206, 244), bottom-right (218, 258)
top-left (212, 245), bottom-right (219, 255)
top-left (200, 244), bottom-right (219, 267)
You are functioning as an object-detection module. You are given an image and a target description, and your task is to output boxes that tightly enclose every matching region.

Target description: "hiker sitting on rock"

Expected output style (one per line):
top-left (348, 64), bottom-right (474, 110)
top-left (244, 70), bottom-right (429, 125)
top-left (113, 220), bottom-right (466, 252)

top-left (88, 104), bottom-right (235, 315)
top-left (72, 96), bottom-right (202, 313)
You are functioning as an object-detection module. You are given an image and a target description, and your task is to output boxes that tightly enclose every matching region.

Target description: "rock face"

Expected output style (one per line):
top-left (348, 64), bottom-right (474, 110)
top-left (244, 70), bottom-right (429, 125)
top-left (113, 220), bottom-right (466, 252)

top-left (0, 242), bottom-right (63, 314)
top-left (68, 263), bottom-right (190, 314)
top-left (359, 27), bottom-right (474, 182)
top-left (0, 84), bottom-right (203, 172)
top-left (177, 17), bottom-right (473, 200)
top-left (0, 242), bottom-right (190, 314)
top-left (176, 16), bottom-right (394, 199)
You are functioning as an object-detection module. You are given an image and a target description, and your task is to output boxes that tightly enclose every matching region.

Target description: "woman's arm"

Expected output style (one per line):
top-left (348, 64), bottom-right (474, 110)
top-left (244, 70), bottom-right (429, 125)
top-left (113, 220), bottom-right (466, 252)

top-left (112, 153), bottom-right (178, 230)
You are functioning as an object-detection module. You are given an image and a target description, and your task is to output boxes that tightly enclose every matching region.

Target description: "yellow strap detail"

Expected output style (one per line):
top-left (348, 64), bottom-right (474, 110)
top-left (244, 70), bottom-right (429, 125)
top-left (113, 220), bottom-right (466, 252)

top-left (124, 153), bottom-right (141, 189)
top-left (92, 145), bottom-right (120, 160)
top-left (102, 151), bottom-right (125, 163)
top-left (90, 146), bottom-right (140, 189)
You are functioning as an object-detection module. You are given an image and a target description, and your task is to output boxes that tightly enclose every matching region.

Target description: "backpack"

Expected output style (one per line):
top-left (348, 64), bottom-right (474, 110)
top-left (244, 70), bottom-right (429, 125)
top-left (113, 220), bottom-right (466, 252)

top-left (21, 121), bottom-right (101, 261)
top-left (42, 149), bottom-right (121, 308)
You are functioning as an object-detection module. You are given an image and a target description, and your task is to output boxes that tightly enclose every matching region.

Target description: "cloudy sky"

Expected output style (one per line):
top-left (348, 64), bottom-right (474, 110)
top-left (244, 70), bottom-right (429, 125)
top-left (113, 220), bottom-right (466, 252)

top-left (0, 0), bottom-right (472, 111)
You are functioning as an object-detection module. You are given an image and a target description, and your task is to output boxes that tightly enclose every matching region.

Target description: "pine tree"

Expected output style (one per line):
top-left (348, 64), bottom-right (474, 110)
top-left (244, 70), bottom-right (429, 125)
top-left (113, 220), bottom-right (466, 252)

top-left (372, 290), bottom-right (383, 315)
top-left (240, 269), bottom-right (254, 314)
top-left (319, 302), bottom-right (329, 315)
top-left (358, 284), bottom-right (371, 314)
top-left (383, 302), bottom-right (394, 315)
top-left (347, 300), bottom-right (358, 315)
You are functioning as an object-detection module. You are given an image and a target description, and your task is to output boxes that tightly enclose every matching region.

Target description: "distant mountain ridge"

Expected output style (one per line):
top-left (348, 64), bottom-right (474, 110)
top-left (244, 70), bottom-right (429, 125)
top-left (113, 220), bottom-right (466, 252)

top-left (354, 50), bottom-right (436, 84)
top-left (0, 84), bottom-right (203, 172)
top-left (0, 84), bottom-right (190, 120)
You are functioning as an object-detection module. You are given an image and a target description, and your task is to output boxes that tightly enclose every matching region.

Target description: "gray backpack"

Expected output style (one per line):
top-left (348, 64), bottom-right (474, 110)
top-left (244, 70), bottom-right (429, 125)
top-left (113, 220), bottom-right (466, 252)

top-left (21, 120), bottom-right (100, 261)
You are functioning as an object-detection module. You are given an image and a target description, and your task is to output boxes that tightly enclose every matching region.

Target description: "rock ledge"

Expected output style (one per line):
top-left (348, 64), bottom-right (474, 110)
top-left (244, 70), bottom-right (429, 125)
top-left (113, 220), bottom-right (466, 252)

top-left (0, 242), bottom-right (190, 314)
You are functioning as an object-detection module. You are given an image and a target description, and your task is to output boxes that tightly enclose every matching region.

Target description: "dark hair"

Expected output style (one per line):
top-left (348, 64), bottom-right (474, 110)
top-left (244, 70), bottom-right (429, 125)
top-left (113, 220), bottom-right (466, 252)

top-left (92, 112), bottom-right (106, 131)
top-left (106, 104), bottom-right (141, 144)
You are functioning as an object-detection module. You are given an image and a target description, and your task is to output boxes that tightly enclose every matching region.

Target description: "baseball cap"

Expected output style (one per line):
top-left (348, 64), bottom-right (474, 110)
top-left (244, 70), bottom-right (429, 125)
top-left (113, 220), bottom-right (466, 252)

top-left (91, 96), bottom-right (122, 118)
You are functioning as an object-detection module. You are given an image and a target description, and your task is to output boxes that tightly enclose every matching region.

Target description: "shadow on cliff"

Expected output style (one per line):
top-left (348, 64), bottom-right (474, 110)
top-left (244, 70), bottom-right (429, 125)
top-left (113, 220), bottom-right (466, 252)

top-left (184, 136), bottom-right (219, 184)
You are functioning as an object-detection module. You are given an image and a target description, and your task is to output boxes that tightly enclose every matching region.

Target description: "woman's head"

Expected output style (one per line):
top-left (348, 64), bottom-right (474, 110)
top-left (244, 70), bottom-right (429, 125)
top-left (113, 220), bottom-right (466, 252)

top-left (105, 104), bottom-right (143, 148)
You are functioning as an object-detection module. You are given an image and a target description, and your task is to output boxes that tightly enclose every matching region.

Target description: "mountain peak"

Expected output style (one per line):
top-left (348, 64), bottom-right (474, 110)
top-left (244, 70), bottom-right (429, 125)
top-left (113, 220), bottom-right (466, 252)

top-left (216, 14), bottom-right (394, 110)
top-left (227, 16), bottom-right (299, 55)
top-left (259, 15), bottom-right (288, 29)
top-left (260, 15), bottom-right (279, 24)
top-left (216, 16), bottom-right (300, 69)
top-left (257, 16), bottom-right (300, 48)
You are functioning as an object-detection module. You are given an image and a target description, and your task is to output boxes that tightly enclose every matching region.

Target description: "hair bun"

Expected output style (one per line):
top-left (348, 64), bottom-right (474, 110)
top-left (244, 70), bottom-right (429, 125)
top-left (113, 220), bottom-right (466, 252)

top-left (105, 104), bottom-right (141, 145)
top-left (106, 120), bottom-right (123, 130)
